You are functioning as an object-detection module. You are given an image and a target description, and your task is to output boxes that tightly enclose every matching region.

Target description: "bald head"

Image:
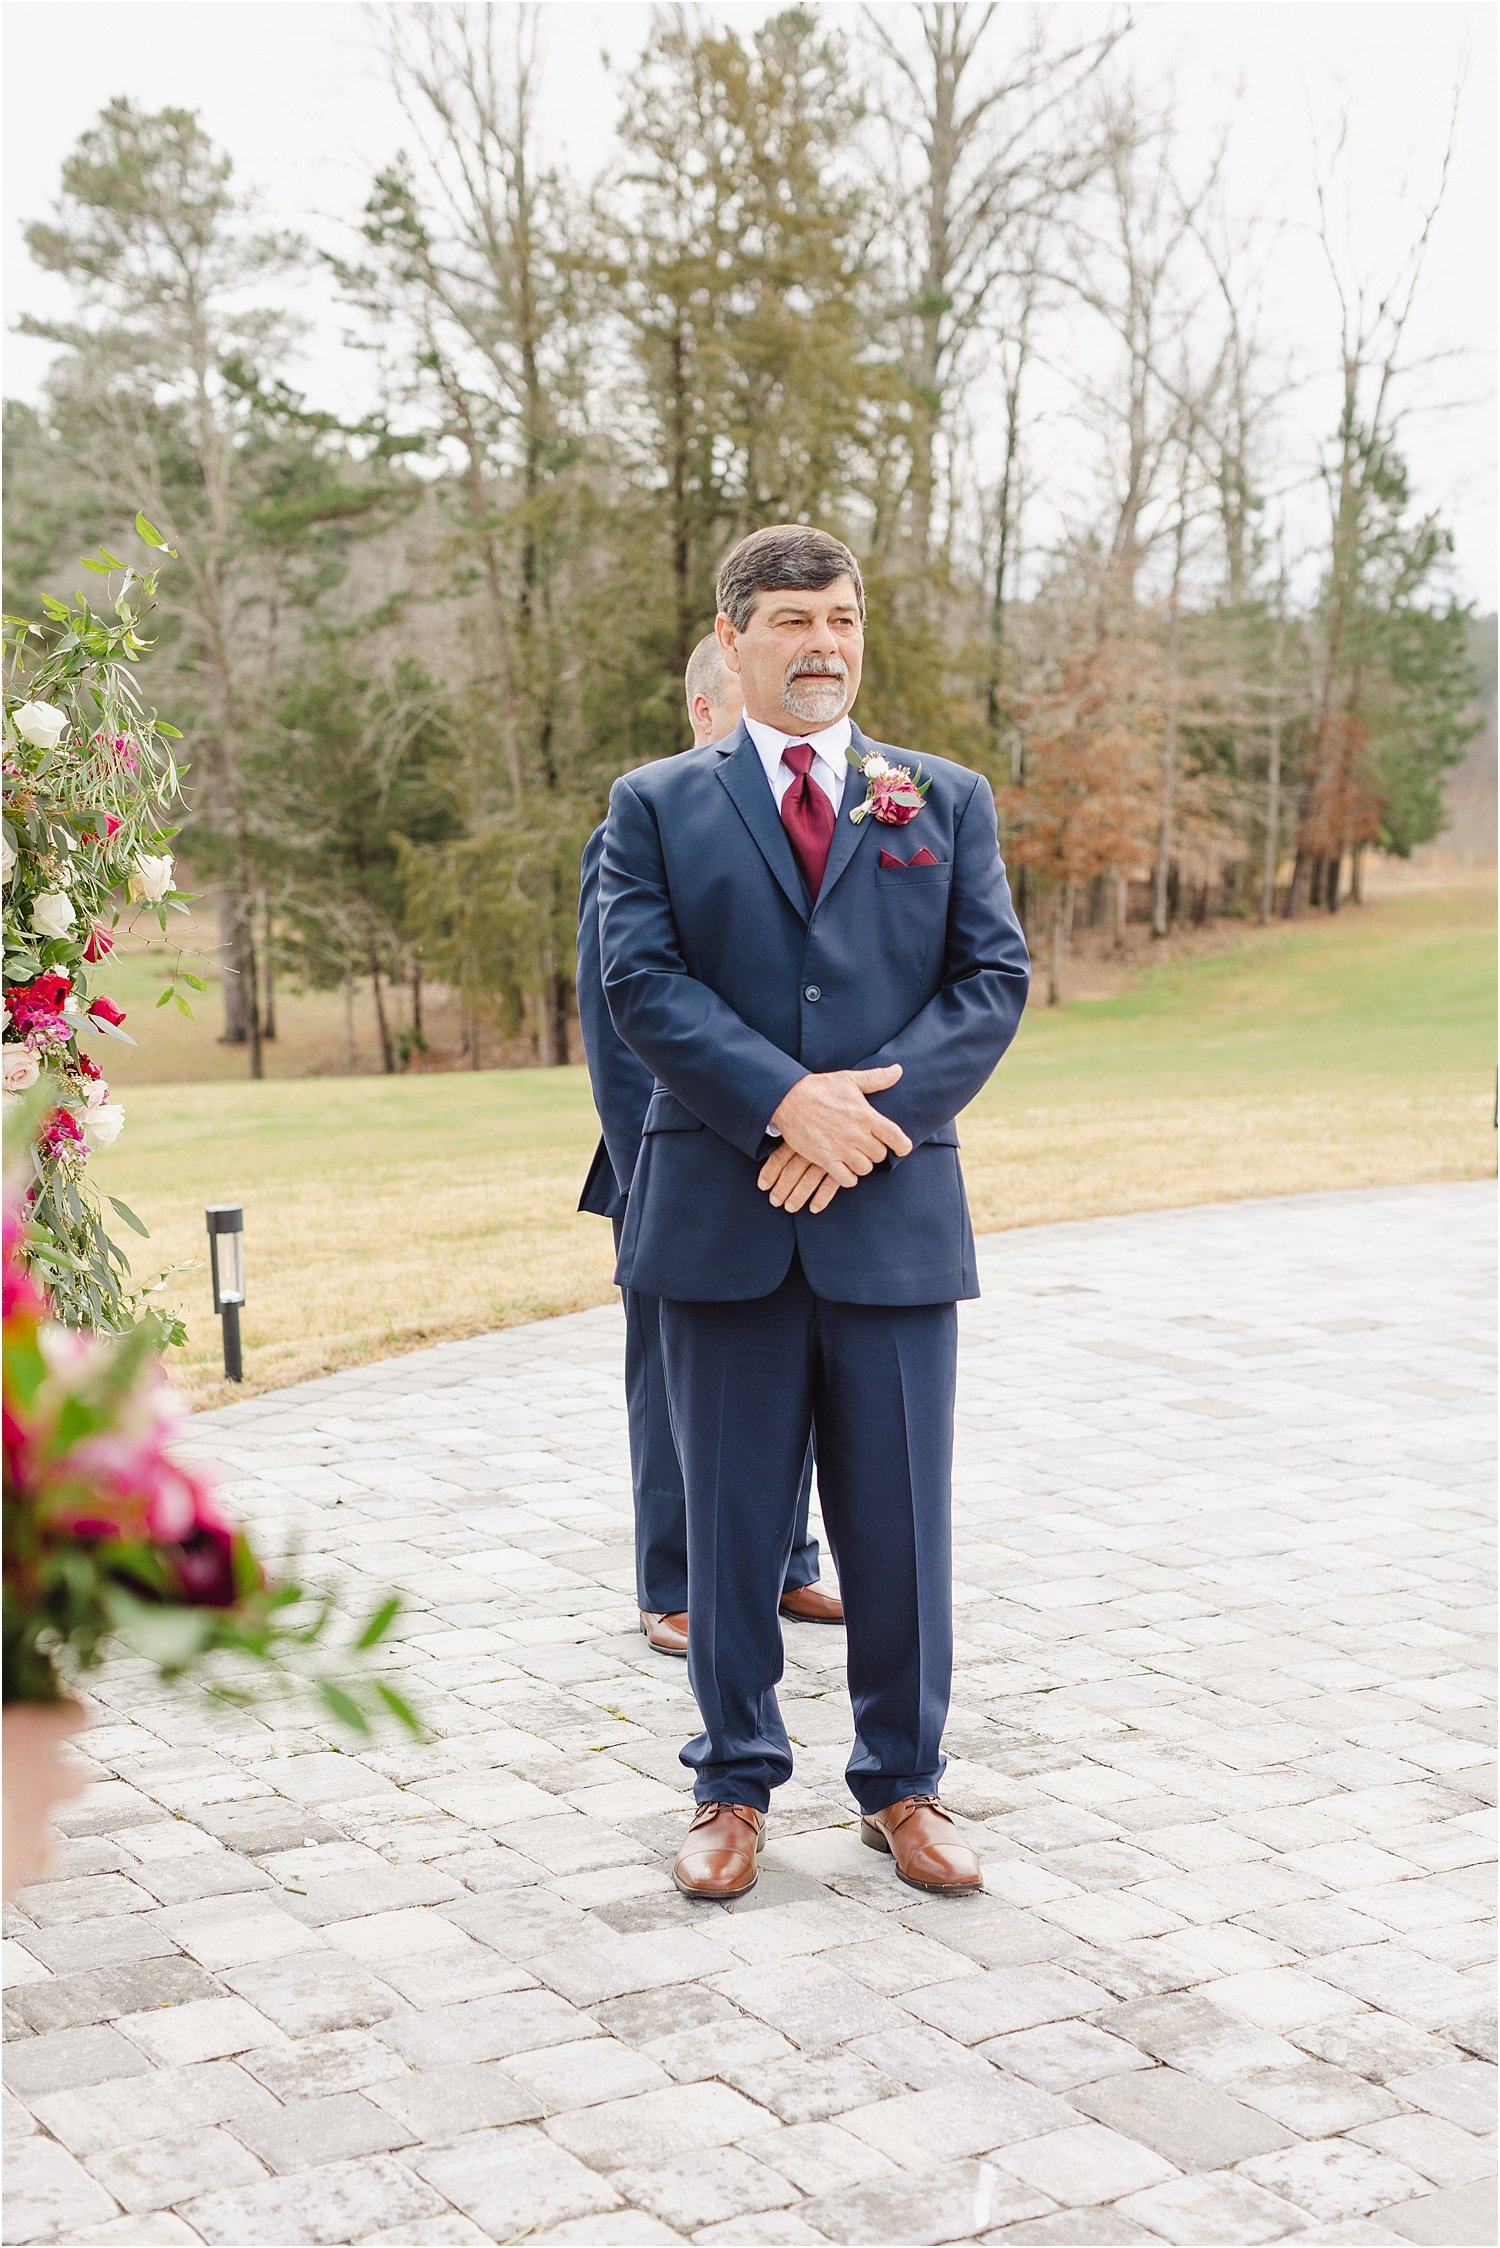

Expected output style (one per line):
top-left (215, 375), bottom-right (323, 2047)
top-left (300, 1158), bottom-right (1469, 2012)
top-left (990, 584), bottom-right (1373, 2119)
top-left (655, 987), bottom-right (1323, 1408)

top-left (684, 633), bottom-right (743, 747)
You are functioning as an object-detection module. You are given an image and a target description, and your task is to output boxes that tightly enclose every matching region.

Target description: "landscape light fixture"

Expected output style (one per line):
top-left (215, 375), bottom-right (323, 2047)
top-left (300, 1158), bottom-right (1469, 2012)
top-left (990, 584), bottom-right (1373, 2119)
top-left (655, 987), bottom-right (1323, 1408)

top-left (205, 1204), bottom-right (245, 1383)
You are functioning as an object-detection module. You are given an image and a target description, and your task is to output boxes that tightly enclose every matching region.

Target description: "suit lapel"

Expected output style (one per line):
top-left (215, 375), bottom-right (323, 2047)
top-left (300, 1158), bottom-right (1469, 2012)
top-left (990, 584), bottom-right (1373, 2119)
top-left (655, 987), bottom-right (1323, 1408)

top-left (716, 723), bottom-right (810, 922)
top-left (814, 719), bottom-right (878, 911)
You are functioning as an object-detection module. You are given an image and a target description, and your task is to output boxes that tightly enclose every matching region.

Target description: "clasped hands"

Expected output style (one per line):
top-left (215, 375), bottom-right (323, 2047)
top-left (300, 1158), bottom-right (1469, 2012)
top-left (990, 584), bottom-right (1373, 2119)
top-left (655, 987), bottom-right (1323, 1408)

top-left (757, 1065), bottom-right (912, 1215)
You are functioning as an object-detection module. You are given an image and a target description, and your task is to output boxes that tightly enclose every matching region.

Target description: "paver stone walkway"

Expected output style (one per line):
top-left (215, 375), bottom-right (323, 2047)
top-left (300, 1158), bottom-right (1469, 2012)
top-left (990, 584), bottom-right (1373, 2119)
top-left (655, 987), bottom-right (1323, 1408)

top-left (4, 1182), bottom-right (1494, 2246)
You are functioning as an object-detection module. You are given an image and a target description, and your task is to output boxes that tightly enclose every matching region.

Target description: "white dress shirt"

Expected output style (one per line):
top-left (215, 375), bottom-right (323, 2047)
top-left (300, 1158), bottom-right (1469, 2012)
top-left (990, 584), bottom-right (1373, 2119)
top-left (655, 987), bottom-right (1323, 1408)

top-left (745, 713), bottom-right (850, 816)
top-left (744, 712), bottom-right (851, 1140)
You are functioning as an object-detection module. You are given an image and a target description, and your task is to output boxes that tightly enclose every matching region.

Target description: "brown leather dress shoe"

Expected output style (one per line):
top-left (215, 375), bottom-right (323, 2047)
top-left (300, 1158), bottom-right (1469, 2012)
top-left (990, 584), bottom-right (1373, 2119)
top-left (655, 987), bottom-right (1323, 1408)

top-left (640, 1610), bottom-right (689, 1657)
top-left (779, 1581), bottom-right (844, 1624)
top-left (673, 1803), bottom-right (765, 1900)
top-left (861, 1795), bottom-right (983, 1894)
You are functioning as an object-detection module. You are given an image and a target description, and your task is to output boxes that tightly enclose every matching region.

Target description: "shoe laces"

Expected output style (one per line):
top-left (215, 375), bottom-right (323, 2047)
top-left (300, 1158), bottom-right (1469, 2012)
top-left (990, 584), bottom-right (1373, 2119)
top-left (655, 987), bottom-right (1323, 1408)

top-left (881, 1794), bottom-right (951, 1830)
top-left (691, 1802), bottom-right (762, 1833)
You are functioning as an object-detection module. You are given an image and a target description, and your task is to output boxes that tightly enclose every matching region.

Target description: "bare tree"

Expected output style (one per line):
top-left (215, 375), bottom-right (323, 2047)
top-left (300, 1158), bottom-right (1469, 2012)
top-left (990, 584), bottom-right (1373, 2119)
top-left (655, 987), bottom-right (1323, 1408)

top-left (864, 2), bottom-right (1129, 565)
top-left (345, 3), bottom-right (586, 1059)
top-left (1285, 91), bottom-right (1462, 915)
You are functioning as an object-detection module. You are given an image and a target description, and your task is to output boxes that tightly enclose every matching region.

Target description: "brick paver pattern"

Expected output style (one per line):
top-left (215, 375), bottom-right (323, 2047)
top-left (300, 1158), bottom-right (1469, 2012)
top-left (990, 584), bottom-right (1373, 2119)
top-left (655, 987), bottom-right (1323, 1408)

top-left (3, 1182), bottom-right (1494, 2247)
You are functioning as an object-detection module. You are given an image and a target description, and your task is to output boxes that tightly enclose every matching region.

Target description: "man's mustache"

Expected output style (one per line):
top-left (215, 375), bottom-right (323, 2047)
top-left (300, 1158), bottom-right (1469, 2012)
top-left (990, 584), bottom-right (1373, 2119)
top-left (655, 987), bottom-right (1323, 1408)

top-left (786, 658), bottom-right (848, 682)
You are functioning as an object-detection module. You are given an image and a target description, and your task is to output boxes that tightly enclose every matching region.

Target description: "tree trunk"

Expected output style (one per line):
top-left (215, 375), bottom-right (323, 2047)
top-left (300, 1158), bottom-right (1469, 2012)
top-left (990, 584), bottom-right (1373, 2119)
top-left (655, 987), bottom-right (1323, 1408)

top-left (1350, 844), bottom-right (1365, 904)
top-left (1326, 853), bottom-right (1343, 913)
top-left (669, 322), bottom-right (692, 674)
top-left (1261, 596), bottom-right (1286, 922)
top-left (1261, 713), bottom-right (1283, 923)
top-left (411, 958), bottom-right (424, 1042)
top-left (1152, 445), bottom-right (1190, 939)
top-left (217, 890), bottom-right (250, 1043)
top-left (343, 970), bottom-right (357, 1073)
top-left (1112, 871), bottom-right (1129, 952)
top-left (259, 892), bottom-right (276, 1041)
top-left (1046, 880), bottom-right (1075, 1007)
top-left (366, 921), bottom-right (395, 1075)
top-left (985, 325), bottom-right (1030, 772)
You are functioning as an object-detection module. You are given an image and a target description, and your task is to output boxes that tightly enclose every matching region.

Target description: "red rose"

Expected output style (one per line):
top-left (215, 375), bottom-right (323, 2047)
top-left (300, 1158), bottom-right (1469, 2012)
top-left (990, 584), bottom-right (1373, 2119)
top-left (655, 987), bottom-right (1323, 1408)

top-left (88, 994), bottom-right (126, 1027)
top-left (105, 814), bottom-right (121, 838)
top-left (75, 1052), bottom-right (102, 1081)
top-left (7, 973), bottom-right (73, 1036)
top-left (83, 926), bottom-right (114, 962)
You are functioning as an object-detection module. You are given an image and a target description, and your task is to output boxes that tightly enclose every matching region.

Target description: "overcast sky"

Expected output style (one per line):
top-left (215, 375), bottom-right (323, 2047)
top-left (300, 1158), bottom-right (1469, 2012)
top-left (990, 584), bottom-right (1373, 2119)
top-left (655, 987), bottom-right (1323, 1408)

top-left (3, 0), bottom-right (1495, 607)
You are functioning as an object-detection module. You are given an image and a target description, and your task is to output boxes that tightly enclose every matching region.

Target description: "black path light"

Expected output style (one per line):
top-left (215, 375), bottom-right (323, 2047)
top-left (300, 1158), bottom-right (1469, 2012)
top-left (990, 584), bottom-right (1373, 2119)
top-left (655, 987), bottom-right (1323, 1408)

top-left (205, 1204), bottom-right (245, 1383)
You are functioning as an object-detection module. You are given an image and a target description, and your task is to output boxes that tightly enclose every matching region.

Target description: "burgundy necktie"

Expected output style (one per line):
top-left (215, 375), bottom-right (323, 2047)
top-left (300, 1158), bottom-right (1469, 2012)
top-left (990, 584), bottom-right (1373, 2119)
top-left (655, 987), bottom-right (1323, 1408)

top-left (779, 743), bottom-right (836, 898)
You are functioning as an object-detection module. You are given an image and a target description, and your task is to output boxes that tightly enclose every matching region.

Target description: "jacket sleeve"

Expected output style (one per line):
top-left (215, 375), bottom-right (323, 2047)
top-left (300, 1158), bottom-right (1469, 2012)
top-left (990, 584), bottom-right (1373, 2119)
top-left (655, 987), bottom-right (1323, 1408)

top-left (599, 775), bottom-right (806, 1158)
top-left (857, 774), bottom-right (1031, 1149)
top-left (576, 823), bottom-right (655, 1199)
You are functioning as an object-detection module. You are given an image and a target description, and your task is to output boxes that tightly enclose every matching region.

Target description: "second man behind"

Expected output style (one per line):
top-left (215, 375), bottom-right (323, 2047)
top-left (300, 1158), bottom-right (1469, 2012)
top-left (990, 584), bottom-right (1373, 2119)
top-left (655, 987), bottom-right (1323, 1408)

top-left (577, 635), bottom-right (843, 1657)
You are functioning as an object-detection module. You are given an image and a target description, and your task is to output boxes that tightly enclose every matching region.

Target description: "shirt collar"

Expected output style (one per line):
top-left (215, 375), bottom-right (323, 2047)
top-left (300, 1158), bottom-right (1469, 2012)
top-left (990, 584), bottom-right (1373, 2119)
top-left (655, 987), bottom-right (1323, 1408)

top-left (743, 713), bottom-right (852, 766)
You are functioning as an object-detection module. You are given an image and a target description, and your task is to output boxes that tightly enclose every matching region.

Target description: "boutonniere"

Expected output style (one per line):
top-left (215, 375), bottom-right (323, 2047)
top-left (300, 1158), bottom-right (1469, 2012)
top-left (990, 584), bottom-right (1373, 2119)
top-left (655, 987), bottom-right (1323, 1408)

top-left (846, 746), bottom-right (931, 827)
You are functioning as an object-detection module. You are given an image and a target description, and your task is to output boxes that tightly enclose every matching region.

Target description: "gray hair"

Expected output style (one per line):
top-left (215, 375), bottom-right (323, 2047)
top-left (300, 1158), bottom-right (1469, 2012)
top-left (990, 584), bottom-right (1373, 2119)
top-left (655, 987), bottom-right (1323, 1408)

top-left (715, 523), bottom-right (865, 633)
top-left (683, 633), bottom-right (730, 720)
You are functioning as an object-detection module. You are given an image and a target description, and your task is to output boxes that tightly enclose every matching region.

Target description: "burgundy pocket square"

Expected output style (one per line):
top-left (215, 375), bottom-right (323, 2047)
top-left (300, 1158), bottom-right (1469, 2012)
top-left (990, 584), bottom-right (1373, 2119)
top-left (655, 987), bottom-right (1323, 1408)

top-left (879, 846), bottom-right (941, 869)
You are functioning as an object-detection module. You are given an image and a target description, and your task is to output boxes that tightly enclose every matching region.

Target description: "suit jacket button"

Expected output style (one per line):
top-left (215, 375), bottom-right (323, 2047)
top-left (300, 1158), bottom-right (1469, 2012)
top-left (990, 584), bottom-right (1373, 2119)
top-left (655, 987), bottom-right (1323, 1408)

top-left (804, 985), bottom-right (821, 1002)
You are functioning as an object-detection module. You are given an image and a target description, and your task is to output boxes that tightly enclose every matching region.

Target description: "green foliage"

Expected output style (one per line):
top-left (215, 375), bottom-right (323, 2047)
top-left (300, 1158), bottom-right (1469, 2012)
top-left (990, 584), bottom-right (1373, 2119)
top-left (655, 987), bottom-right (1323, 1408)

top-left (5, 46), bottom-right (1487, 1062)
top-left (3, 537), bottom-right (198, 1337)
top-left (3, 1186), bottom-right (421, 1731)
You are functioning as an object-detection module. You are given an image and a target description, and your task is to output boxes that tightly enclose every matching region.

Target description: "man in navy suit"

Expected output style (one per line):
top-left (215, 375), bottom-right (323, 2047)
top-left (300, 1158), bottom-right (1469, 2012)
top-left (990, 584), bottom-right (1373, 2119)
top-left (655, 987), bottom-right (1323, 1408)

top-left (599, 525), bottom-right (1030, 1899)
top-left (577, 637), bottom-right (842, 1658)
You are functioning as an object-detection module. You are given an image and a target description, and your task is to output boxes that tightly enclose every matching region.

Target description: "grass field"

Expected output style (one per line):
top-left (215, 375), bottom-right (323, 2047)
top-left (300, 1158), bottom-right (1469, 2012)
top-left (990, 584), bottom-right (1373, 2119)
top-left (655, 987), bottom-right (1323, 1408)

top-left (91, 884), bottom-right (1495, 1406)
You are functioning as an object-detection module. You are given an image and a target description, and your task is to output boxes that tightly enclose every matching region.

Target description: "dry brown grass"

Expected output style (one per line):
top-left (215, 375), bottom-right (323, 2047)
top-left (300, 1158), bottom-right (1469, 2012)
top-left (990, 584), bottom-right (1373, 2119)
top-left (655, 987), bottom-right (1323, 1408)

top-left (87, 883), bottom-right (1493, 1407)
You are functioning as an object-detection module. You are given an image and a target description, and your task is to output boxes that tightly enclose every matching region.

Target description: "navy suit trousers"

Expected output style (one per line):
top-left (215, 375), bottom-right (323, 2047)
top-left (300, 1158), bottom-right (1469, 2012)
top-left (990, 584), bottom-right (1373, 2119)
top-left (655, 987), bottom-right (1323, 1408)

top-left (614, 1220), bottom-right (818, 1613)
top-left (660, 1259), bottom-right (956, 1813)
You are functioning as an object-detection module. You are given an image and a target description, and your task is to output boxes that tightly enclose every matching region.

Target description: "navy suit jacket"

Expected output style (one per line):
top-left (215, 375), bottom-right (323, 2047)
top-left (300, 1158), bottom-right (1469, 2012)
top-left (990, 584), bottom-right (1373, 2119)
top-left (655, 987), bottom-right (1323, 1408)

top-left (598, 719), bottom-right (1030, 1305)
top-left (576, 822), bottom-right (653, 1223)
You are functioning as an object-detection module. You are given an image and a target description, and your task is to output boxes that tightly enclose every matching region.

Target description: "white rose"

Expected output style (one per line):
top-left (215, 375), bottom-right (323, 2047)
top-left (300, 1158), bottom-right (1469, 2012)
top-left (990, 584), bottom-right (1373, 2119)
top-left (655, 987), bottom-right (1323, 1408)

top-left (862, 754), bottom-right (893, 779)
top-left (11, 701), bottom-right (69, 750)
top-left (0, 831), bottom-right (14, 885)
top-left (82, 1074), bottom-right (110, 1108)
top-left (129, 853), bottom-right (174, 903)
top-left (2, 1045), bottom-right (41, 1093)
top-left (82, 1100), bottom-right (125, 1151)
top-left (30, 890), bottom-right (76, 940)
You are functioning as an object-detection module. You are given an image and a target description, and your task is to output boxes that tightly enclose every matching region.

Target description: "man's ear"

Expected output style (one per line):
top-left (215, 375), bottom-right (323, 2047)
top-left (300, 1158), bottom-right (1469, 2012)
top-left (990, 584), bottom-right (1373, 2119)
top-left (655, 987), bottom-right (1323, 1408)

top-left (691, 694), bottom-right (714, 738)
top-left (715, 613), bottom-right (740, 673)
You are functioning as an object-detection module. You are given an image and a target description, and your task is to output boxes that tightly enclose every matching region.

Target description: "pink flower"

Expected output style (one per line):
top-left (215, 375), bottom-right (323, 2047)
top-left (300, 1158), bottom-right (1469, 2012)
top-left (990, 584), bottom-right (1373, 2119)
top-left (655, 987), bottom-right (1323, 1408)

top-left (870, 777), bottom-right (922, 826)
top-left (851, 752), bottom-right (930, 830)
top-left (40, 1110), bottom-right (86, 1166)
top-left (6, 973), bottom-right (71, 1035)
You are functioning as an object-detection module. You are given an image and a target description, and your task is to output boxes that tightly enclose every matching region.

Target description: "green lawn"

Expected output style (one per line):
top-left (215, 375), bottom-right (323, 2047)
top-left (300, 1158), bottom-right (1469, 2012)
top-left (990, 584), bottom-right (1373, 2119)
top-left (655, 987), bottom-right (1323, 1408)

top-left (92, 884), bottom-right (1495, 1405)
